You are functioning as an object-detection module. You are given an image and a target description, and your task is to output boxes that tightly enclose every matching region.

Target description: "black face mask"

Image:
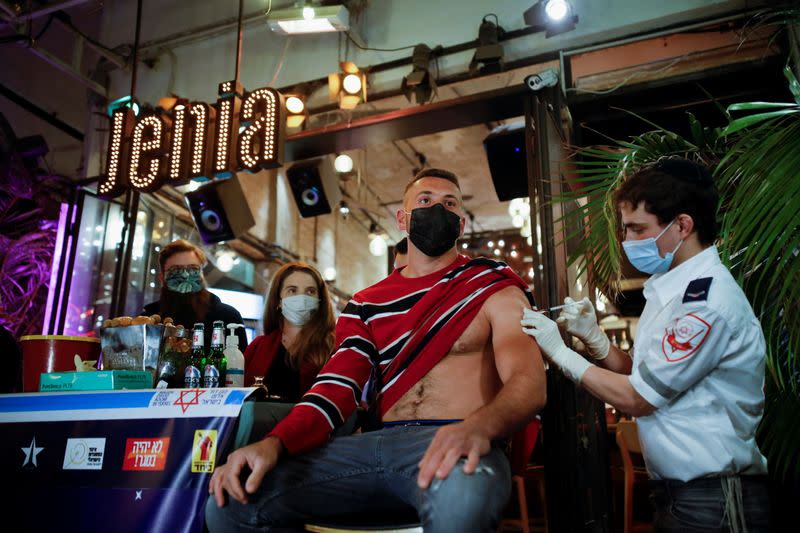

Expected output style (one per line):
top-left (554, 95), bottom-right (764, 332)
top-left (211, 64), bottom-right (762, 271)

top-left (407, 203), bottom-right (462, 257)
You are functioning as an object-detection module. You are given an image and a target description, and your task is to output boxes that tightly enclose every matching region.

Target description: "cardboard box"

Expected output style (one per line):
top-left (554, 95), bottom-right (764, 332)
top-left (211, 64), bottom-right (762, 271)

top-left (100, 324), bottom-right (164, 375)
top-left (39, 370), bottom-right (153, 392)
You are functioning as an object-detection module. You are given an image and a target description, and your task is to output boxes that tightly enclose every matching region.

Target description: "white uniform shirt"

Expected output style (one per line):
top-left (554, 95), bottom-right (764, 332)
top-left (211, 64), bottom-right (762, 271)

top-left (628, 245), bottom-right (768, 482)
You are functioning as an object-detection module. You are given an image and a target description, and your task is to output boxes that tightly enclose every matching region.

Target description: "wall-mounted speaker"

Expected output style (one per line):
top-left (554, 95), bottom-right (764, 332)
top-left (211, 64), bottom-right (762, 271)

top-left (185, 176), bottom-right (255, 244)
top-left (285, 157), bottom-right (342, 218)
top-left (483, 122), bottom-right (529, 202)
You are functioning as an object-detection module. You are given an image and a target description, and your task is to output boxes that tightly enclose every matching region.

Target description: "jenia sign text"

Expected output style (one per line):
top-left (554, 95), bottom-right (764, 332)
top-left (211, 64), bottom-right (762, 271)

top-left (99, 80), bottom-right (286, 197)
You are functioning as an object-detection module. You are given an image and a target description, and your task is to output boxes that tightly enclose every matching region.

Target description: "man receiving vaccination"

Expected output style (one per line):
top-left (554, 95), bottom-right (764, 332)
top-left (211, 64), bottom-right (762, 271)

top-left (207, 168), bottom-right (546, 532)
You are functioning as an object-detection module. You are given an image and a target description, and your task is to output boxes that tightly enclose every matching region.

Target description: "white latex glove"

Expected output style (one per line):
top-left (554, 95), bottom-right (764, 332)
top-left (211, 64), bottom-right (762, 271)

top-left (521, 309), bottom-right (592, 383)
top-left (556, 297), bottom-right (610, 360)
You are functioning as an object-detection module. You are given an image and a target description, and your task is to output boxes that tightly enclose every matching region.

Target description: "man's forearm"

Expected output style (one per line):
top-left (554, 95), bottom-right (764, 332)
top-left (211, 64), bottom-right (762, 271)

top-left (596, 344), bottom-right (633, 374)
top-left (464, 373), bottom-right (546, 440)
top-left (580, 366), bottom-right (654, 417)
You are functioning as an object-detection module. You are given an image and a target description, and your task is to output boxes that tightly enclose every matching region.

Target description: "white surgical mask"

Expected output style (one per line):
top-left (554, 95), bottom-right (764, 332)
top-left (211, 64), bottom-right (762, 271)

top-left (281, 294), bottom-right (320, 326)
top-left (622, 219), bottom-right (683, 275)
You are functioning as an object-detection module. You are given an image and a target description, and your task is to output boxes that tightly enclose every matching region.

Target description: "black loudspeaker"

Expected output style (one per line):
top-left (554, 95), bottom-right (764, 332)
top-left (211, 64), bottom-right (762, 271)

top-left (285, 157), bottom-right (342, 218)
top-left (185, 177), bottom-right (255, 244)
top-left (483, 122), bottom-right (529, 201)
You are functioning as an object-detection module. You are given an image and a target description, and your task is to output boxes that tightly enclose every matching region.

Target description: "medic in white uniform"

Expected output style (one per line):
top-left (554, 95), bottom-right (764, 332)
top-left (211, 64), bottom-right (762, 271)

top-left (521, 158), bottom-right (772, 531)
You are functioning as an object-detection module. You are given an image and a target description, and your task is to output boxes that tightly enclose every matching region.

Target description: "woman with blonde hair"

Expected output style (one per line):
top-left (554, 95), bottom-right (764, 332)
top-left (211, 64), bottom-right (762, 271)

top-left (243, 262), bottom-right (335, 400)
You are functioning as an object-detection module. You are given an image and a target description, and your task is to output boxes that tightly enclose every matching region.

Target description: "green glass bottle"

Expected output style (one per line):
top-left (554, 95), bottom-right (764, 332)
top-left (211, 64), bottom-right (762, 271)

top-left (204, 320), bottom-right (226, 388)
top-left (185, 323), bottom-right (204, 388)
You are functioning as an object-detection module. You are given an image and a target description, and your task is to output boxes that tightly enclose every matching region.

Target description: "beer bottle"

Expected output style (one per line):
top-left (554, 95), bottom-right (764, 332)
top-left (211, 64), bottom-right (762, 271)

top-left (204, 320), bottom-right (226, 388)
top-left (185, 323), bottom-right (204, 388)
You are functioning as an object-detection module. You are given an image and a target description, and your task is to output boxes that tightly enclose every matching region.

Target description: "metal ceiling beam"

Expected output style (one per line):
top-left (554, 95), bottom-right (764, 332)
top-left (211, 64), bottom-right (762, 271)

top-left (285, 83), bottom-right (528, 162)
top-left (13, 0), bottom-right (93, 22)
top-left (26, 42), bottom-right (107, 97)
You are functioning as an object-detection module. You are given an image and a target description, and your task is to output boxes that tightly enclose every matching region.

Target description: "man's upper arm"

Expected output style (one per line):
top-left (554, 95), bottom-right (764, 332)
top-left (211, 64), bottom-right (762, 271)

top-left (629, 306), bottom-right (729, 409)
top-left (485, 286), bottom-right (546, 386)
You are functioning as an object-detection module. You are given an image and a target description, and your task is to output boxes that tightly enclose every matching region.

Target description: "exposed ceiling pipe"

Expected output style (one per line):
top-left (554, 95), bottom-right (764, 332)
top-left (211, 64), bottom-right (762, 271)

top-left (0, 1), bottom-right (17, 20)
top-left (138, 2), bottom-right (296, 53)
top-left (13, 0), bottom-right (93, 22)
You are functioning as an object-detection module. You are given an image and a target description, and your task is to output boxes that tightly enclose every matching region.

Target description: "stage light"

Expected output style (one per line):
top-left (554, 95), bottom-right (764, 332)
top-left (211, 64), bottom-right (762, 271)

top-left (286, 96), bottom-right (304, 114)
top-left (401, 44), bottom-right (438, 104)
top-left (267, 3), bottom-right (350, 35)
top-left (523, 0), bottom-right (578, 37)
top-left (285, 95), bottom-right (308, 128)
top-left (343, 74), bottom-right (362, 95)
top-left (329, 61), bottom-right (367, 109)
top-left (334, 154), bottom-right (354, 173)
top-left (106, 95), bottom-right (139, 117)
top-left (469, 17), bottom-right (504, 75)
top-left (216, 250), bottom-right (236, 273)
top-left (369, 235), bottom-right (388, 256)
top-left (545, 0), bottom-right (569, 21)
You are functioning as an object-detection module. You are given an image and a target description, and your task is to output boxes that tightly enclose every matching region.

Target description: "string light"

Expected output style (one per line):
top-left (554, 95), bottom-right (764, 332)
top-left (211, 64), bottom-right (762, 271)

top-left (237, 87), bottom-right (282, 171)
top-left (168, 104), bottom-right (188, 182)
top-left (99, 107), bottom-right (132, 197)
top-left (128, 115), bottom-right (166, 191)
top-left (213, 81), bottom-right (239, 176)
top-left (189, 103), bottom-right (210, 177)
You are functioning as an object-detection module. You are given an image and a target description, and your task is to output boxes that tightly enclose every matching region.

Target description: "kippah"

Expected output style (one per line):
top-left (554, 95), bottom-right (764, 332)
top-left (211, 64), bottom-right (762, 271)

top-left (651, 158), bottom-right (714, 187)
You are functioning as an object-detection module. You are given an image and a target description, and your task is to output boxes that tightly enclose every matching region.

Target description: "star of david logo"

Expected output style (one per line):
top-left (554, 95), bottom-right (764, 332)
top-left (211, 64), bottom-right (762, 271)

top-left (175, 389), bottom-right (205, 413)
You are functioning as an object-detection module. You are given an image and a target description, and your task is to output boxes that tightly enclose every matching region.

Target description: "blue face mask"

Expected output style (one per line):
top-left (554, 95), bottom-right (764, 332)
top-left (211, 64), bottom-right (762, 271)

top-left (165, 266), bottom-right (203, 293)
top-left (622, 220), bottom-right (683, 275)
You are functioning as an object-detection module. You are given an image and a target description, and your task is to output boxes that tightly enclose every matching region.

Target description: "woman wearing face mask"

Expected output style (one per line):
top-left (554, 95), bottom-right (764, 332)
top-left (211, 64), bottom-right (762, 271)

top-left (243, 262), bottom-right (335, 400)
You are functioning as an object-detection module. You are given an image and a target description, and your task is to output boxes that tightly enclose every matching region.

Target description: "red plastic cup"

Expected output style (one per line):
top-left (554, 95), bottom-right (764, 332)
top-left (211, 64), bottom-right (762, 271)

top-left (19, 335), bottom-right (101, 392)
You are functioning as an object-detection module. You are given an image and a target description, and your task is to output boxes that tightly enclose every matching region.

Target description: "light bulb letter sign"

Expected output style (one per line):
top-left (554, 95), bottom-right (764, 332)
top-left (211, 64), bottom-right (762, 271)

top-left (238, 87), bottom-right (285, 172)
top-left (98, 81), bottom-right (286, 198)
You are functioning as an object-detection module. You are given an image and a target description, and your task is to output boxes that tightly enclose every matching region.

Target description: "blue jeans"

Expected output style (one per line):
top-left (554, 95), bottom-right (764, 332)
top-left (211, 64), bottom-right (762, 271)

top-left (205, 425), bottom-right (511, 532)
top-left (649, 476), bottom-right (773, 532)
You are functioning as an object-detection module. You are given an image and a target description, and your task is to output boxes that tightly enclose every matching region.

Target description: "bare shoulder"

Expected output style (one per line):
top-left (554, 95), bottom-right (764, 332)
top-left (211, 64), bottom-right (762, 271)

top-left (483, 285), bottom-right (531, 316)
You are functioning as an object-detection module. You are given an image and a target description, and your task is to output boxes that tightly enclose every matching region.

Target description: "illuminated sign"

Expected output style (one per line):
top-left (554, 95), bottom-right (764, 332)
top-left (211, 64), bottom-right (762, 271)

top-left (98, 80), bottom-right (286, 197)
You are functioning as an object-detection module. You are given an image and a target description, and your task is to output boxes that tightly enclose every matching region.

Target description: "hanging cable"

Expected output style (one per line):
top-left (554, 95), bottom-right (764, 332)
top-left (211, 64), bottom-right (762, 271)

top-left (234, 0), bottom-right (244, 85)
top-left (344, 31), bottom-right (418, 52)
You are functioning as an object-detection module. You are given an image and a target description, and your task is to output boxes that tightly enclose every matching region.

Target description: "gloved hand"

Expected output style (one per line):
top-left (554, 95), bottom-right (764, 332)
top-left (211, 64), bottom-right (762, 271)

top-left (521, 309), bottom-right (592, 383)
top-left (556, 297), bottom-right (610, 360)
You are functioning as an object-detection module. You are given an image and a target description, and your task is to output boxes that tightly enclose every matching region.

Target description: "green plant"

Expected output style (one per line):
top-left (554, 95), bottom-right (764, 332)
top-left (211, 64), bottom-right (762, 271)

top-left (557, 64), bottom-right (800, 478)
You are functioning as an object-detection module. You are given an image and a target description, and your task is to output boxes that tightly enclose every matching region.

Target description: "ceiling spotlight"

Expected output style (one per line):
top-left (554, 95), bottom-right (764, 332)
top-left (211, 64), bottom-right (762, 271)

top-left (523, 0), bottom-right (578, 37)
top-left (334, 153), bottom-right (354, 173)
top-left (323, 267), bottom-right (337, 281)
top-left (107, 95), bottom-right (140, 117)
top-left (285, 95), bottom-right (308, 128)
top-left (267, 3), bottom-right (350, 35)
top-left (470, 17), bottom-right (505, 75)
top-left (338, 200), bottom-right (350, 218)
top-left (401, 44), bottom-right (439, 104)
top-left (343, 74), bottom-right (362, 94)
top-left (216, 250), bottom-right (236, 273)
top-left (545, 0), bottom-right (569, 21)
top-left (369, 235), bottom-right (388, 256)
top-left (158, 94), bottom-right (187, 111)
top-left (286, 96), bottom-right (305, 114)
top-left (329, 61), bottom-right (367, 110)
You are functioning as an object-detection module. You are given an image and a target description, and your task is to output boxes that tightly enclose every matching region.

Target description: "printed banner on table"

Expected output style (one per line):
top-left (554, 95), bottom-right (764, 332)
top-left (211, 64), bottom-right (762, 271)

top-left (1, 388), bottom-right (257, 533)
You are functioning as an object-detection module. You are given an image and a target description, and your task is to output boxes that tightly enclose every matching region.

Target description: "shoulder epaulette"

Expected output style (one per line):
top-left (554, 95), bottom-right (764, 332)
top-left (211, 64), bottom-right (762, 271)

top-left (683, 277), bottom-right (713, 303)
